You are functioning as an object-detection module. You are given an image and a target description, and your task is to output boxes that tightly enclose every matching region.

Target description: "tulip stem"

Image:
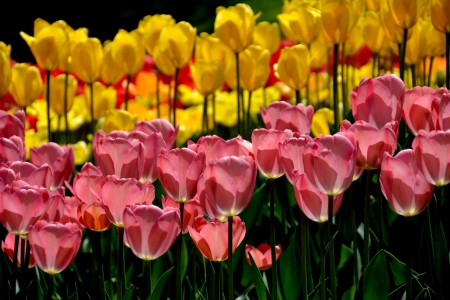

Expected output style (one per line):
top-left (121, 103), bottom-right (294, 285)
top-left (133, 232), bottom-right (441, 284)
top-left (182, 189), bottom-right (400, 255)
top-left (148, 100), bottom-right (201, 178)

top-left (173, 68), bottom-right (180, 128)
top-left (363, 170), bottom-right (371, 271)
top-left (191, 241), bottom-right (197, 299)
top-left (228, 215), bottom-right (234, 300)
top-left (301, 211), bottom-right (309, 299)
top-left (23, 240), bottom-right (30, 293)
top-left (316, 70), bottom-right (320, 107)
top-left (46, 70), bottom-right (52, 143)
top-left (93, 231), bottom-right (106, 300)
top-left (319, 222), bottom-right (326, 300)
top-left (203, 95), bottom-right (208, 135)
top-left (411, 65), bottom-right (416, 87)
top-left (435, 186), bottom-right (443, 297)
top-left (125, 74), bottom-right (130, 111)
top-left (11, 234), bottom-right (19, 295)
top-left (428, 56), bottom-right (434, 87)
top-left (401, 29), bottom-right (408, 81)
top-left (341, 42), bottom-right (347, 120)
top-left (446, 33), bottom-right (450, 88)
top-left (216, 261), bottom-right (222, 300)
top-left (295, 89), bottom-right (300, 105)
top-left (144, 260), bottom-right (151, 300)
top-left (117, 227), bottom-right (125, 300)
top-left (213, 92), bottom-right (216, 134)
top-left (328, 195), bottom-right (337, 300)
top-left (156, 69), bottom-right (161, 118)
top-left (46, 273), bottom-right (54, 300)
top-left (333, 44), bottom-right (339, 132)
top-left (372, 52), bottom-right (378, 78)
top-left (90, 82), bottom-right (95, 138)
top-left (376, 169), bottom-right (385, 249)
top-left (176, 202), bottom-right (184, 300)
top-left (247, 91), bottom-right (252, 137)
top-left (64, 71), bottom-right (69, 144)
top-left (350, 185), bottom-right (359, 291)
top-left (405, 217), bottom-right (412, 300)
top-left (269, 178), bottom-right (278, 300)
top-left (236, 52), bottom-right (241, 135)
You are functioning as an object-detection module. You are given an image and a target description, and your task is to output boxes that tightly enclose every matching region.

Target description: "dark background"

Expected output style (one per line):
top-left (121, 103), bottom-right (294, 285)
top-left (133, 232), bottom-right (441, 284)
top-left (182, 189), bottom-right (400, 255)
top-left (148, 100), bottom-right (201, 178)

top-left (0, 0), bottom-right (282, 63)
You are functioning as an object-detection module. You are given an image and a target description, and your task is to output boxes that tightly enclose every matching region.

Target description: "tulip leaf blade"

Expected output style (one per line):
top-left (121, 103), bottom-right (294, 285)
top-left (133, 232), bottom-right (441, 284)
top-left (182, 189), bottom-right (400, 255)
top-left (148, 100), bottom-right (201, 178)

top-left (384, 250), bottom-right (406, 287)
top-left (360, 250), bottom-right (389, 300)
top-left (248, 253), bottom-right (269, 300)
top-left (279, 232), bottom-right (301, 300)
top-left (123, 284), bottom-right (135, 300)
top-left (149, 266), bottom-right (174, 300)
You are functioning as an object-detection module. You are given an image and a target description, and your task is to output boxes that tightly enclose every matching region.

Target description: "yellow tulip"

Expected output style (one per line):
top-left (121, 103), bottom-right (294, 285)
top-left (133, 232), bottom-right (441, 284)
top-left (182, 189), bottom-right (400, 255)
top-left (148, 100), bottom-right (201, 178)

top-left (405, 19), bottom-right (426, 65)
top-left (224, 58), bottom-right (237, 90)
top-left (45, 73), bottom-right (77, 116)
top-left (126, 101), bottom-right (151, 121)
top-left (387, 0), bottom-right (427, 29)
top-left (190, 60), bottom-right (225, 96)
top-left (9, 63), bottom-right (42, 108)
top-left (253, 22), bottom-right (281, 54)
top-left (430, 0), bottom-right (450, 33)
top-left (422, 20), bottom-right (446, 57)
top-left (277, 44), bottom-right (311, 91)
top-left (100, 109), bottom-right (137, 134)
top-left (277, 5), bottom-right (321, 45)
top-left (70, 141), bottom-right (91, 165)
top-left (100, 41), bottom-right (124, 85)
top-left (71, 38), bottom-right (103, 83)
top-left (0, 42), bottom-right (11, 98)
top-left (363, 11), bottom-right (388, 53)
top-left (239, 45), bottom-right (271, 92)
top-left (214, 3), bottom-right (260, 53)
top-left (20, 19), bottom-right (69, 71)
top-left (344, 18), bottom-right (364, 56)
top-left (195, 33), bottom-right (234, 72)
top-left (320, 0), bottom-right (359, 45)
top-left (84, 82), bottom-right (117, 120)
top-left (59, 28), bottom-right (89, 72)
top-left (25, 129), bottom-right (47, 158)
top-left (152, 42), bottom-right (176, 76)
top-left (141, 15), bottom-right (176, 56)
top-left (111, 29), bottom-right (145, 75)
top-left (379, 0), bottom-right (412, 43)
top-left (311, 107), bottom-right (334, 136)
top-left (133, 71), bottom-right (169, 104)
top-left (157, 22), bottom-right (196, 69)
top-left (178, 84), bottom-right (204, 106)
top-left (310, 36), bottom-right (329, 69)
top-left (367, 0), bottom-right (381, 12)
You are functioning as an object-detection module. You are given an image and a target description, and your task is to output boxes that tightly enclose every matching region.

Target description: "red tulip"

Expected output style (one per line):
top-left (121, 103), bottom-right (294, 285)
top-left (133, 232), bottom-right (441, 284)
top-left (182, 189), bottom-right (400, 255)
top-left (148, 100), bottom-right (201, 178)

top-left (261, 101), bottom-right (313, 134)
top-left (157, 148), bottom-right (205, 202)
top-left (380, 150), bottom-right (434, 216)
top-left (123, 204), bottom-right (180, 260)
top-left (162, 195), bottom-right (203, 233)
top-left (303, 134), bottom-right (356, 195)
top-left (2, 232), bottom-right (35, 268)
top-left (402, 86), bottom-right (439, 135)
top-left (245, 243), bottom-right (281, 270)
top-left (252, 129), bottom-right (293, 179)
top-left (412, 130), bottom-right (450, 186)
top-left (28, 220), bottom-right (81, 274)
top-left (188, 216), bottom-right (246, 262)
top-left (30, 142), bottom-right (74, 190)
top-left (293, 173), bottom-right (343, 222)
top-left (134, 119), bottom-right (179, 150)
top-left (278, 135), bottom-right (314, 184)
top-left (0, 136), bottom-right (26, 163)
top-left (0, 110), bottom-right (25, 141)
top-left (350, 74), bottom-right (405, 130)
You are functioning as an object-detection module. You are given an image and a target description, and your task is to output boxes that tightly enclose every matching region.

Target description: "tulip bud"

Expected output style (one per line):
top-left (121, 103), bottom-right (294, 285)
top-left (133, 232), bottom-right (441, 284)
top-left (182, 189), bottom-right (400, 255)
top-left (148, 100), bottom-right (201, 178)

top-left (100, 41), bottom-right (124, 85)
top-left (190, 60), bottom-right (225, 96)
top-left (405, 19), bottom-right (426, 66)
top-left (71, 37), bottom-right (103, 83)
top-left (0, 42), bottom-right (11, 98)
top-left (363, 11), bottom-right (388, 54)
top-left (344, 18), bottom-right (364, 56)
top-left (44, 73), bottom-right (77, 116)
top-left (59, 28), bottom-right (89, 72)
top-left (111, 29), bottom-right (145, 75)
top-left (9, 63), bottom-right (42, 108)
top-left (310, 34), bottom-right (329, 69)
top-left (277, 44), bottom-right (310, 91)
top-left (430, 0), bottom-right (450, 33)
top-left (253, 22), bottom-right (280, 54)
top-left (239, 45), bottom-right (271, 92)
top-left (387, 0), bottom-right (427, 29)
top-left (277, 4), bottom-right (321, 45)
top-left (379, 0), bottom-right (412, 44)
top-left (320, 0), bottom-right (359, 45)
top-left (422, 19), bottom-right (446, 57)
top-left (141, 14), bottom-right (175, 56)
top-left (84, 82), bottom-right (117, 120)
top-left (195, 33), bottom-right (234, 72)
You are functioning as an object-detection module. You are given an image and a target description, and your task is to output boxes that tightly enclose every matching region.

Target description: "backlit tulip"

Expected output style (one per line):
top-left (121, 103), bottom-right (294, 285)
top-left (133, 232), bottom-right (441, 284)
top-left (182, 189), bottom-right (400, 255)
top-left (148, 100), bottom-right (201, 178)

top-left (84, 83), bottom-right (117, 120)
top-left (162, 196), bottom-right (203, 233)
top-left (2, 232), bottom-right (35, 268)
top-left (363, 12), bottom-right (388, 54)
top-left (293, 173), bottom-right (344, 222)
top-left (380, 150), bottom-right (434, 216)
top-left (379, 0), bottom-right (411, 44)
top-left (387, 0), bottom-right (427, 29)
top-left (278, 135), bottom-right (314, 184)
top-left (71, 37), bottom-right (103, 83)
top-left (141, 14), bottom-right (176, 56)
top-left (28, 220), bottom-right (81, 274)
top-left (45, 73), bottom-right (77, 116)
top-left (277, 4), bottom-right (321, 45)
top-left (59, 196), bottom-right (84, 229)
top-left (246, 244), bottom-right (281, 270)
top-left (112, 29), bottom-right (145, 75)
top-left (152, 44), bottom-right (176, 76)
top-left (9, 63), bottom-right (42, 108)
top-left (0, 110), bottom-right (25, 140)
top-left (0, 136), bottom-right (26, 163)
top-left (253, 22), bottom-right (280, 54)
top-left (100, 41), bottom-right (124, 85)
top-left (350, 74), bottom-right (405, 130)
top-left (188, 216), bottom-right (246, 261)
top-left (412, 130), bottom-right (450, 186)
top-left (430, 0), bottom-right (450, 33)
top-left (187, 135), bottom-right (227, 165)
top-left (277, 45), bottom-right (310, 91)
top-left (405, 19), bottom-right (426, 66)
top-left (214, 3), bottom-right (260, 53)
top-left (303, 134), bottom-right (356, 195)
top-left (402, 86), bottom-right (439, 135)
top-left (218, 136), bottom-right (254, 159)
top-left (134, 119), bottom-right (179, 150)
top-left (423, 20), bottom-right (446, 57)
top-left (261, 101), bottom-right (314, 134)
top-left (310, 35), bottom-right (329, 69)
top-left (239, 45), bottom-right (270, 92)
top-left (320, 0), bottom-right (359, 45)
top-left (100, 109), bottom-right (137, 134)
top-left (195, 33), bottom-right (234, 72)
top-left (344, 18), bottom-right (364, 56)
top-left (190, 60), bottom-right (225, 96)
top-left (0, 42), bottom-right (11, 98)
top-left (58, 27), bottom-right (89, 72)
top-left (6, 162), bottom-right (53, 189)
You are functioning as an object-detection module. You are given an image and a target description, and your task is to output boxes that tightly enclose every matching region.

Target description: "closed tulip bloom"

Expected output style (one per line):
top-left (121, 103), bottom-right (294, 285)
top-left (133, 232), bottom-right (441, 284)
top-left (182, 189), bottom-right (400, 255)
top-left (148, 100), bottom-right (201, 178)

top-left (344, 19), bottom-right (364, 56)
top-left (293, 173), bottom-right (344, 222)
top-left (20, 20), bottom-right (68, 71)
top-left (100, 41), bottom-right (124, 85)
top-left (217, 136), bottom-right (254, 159)
top-left (320, 0), bottom-right (359, 45)
top-left (157, 22), bottom-right (196, 69)
top-left (0, 42), bottom-right (11, 98)
top-left (162, 196), bottom-right (203, 233)
top-left (101, 109), bottom-right (137, 134)
top-left (45, 73), bottom-right (77, 116)
top-left (405, 19), bottom-right (426, 65)
top-left (380, 150), bottom-right (434, 216)
top-left (152, 43), bottom-right (176, 76)
top-left (402, 86), bottom-right (439, 135)
top-left (9, 63), bottom-right (42, 108)
top-left (303, 134), bottom-right (356, 195)
top-left (84, 82), bottom-right (117, 120)
top-left (112, 29), bottom-right (145, 75)
top-left (2, 232), bottom-right (35, 268)
top-left (29, 220), bottom-right (81, 274)
top-left (58, 27), bottom-right (89, 72)
top-left (187, 135), bottom-right (227, 164)
top-left (431, 0), bottom-right (450, 33)
top-left (190, 60), bottom-right (225, 96)
top-left (134, 119), bottom-right (179, 150)
top-left (261, 101), bottom-right (314, 134)
top-left (246, 244), bottom-right (282, 270)
top-left (277, 45), bottom-right (310, 91)
top-left (412, 130), bottom-right (450, 186)
top-left (350, 74), bottom-right (405, 130)
top-left (214, 3), bottom-right (260, 53)
top-left (141, 14), bottom-right (176, 56)
top-left (278, 135), bottom-right (314, 184)
top-left (157, 148), bottom-right (205, 202)
top-left (239, 45), bottom-right (270, 92)
top-left (363, 11), bottom-right (388, 53)
top-left (252, 128), bottom-right (293, 179)
top-left (71, 37), bottom-right (103, 83)
top-left (310, 35), bottom-right (329, 69)
top-left (0, 136), bottom-right (26, 163)
top-left (6, 161), bottom-right (53, 189)
top-left (197, 173), bottom-right (227, 222)
top-left (423, 20), bottom-right (446, 57)
top-left (379, 0), bottom-right (411, 44)
top-left (195, 33), bottom-right (234, 72)
top-left (277, 5), bottom-right (321, 45)
top-left (188, 216), bottom-right (246, 261)
top-left (387, 0), bottom-right (427, 29)
top-left (0, 110), bottom-right (25, 140)
top-left (253, 22), bottom-right (280, 54)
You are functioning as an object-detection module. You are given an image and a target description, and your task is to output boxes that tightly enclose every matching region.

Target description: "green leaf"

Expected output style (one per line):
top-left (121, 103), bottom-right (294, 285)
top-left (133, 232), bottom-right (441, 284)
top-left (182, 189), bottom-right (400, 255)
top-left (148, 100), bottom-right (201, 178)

top-left (337, 245), bottom-right (353, 271)
top-left (122, 284), bottom-right (134, 300)
top-left (149, 267), bottom-right (174, 300)
top-left (361, 250), bottom-right (389, 300)
top-left (248, 254), bottom-right (269, 300)
top-left (385, 250), bottom-right (406, 287)
top-left (150, 256), bottom-right (164, 293)
top-left (279, 233), bottom-right (301, 300)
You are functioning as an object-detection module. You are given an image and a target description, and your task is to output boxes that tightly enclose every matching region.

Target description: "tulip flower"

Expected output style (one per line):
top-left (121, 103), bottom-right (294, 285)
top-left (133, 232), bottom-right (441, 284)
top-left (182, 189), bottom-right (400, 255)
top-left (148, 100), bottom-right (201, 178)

top-left (293, 173), bottom-right (344, 222)
top-left (188, 216), bottom-right (246, 261)
top-left (6, 162), bottom-right (53, 189)
top-left (277, 4), bottom-right (321, 46)
top-left (214, 3), bottom-right (260, 53)
top-left (30, 142), bottom-right (74, 190)
top-left (277, 45), bottom-right (310, 95)
top-left (28, 220), bottom-right (81, 274)
top-left (58, 27), bottom-right (89, 72)
top-left (310, 34), bottom-right (330, 70)
top-left (152, 44), bottom-right (176, 76)
top-left (100, 109), bottom-right (137, 134)
top-left (0, 136), bottom-right (26, 164)
top-left (379, 0), bottom-right (411, 44)
top-left (423, 20), bottom-right (446, 58)
top-left (320, 0), bottom-right (359, 45)
top-left (195, 32), bottom-right (234, 72)
top-left (134, 119), bottom-right (179, 150)
top-left (402, 86), bottom-right (440, 135)
top-left (387, 0), bottom-right (427, 29)
top-left (430, 0), bottom-right (450, 33)
top-left (363, 11), bottom-right (388, 54)
top-left (190, 60), bottom-right (225, 96)
top-left (162, 196), bottom-right (203, 233)
top-left (112, 29), bottom-right (145, 76)
top-left (253, 22), bottom-right (280, 54)
top-left (239, 45), bottom-right (270, 92)
top-left (100, 40), bottom-right (124, 86)
top-left (2, 232), bottom-right (35, 268)
top-left (187, 135), bottom-right (227, 165)
top-left (0, 110), bottom-right (25, 140)
top-left (59, 196), bottom-right (84, 229)
top-left (278, 135), bottom-right (314, 184)
top-left (141, 14), bottom-right (176, 56)
top-left (84, 82), bottom-right (117, 120)
top-left (245, 244), bottom-right (282, 270)
top-left (405, 19), bottom-right (426, 66)
top-left (380, 150), bottom-right (434, 216)
top-left (157, 148), bottom-right (205, 202)
top-left (343, 18), bottom-right (364, 56)
top-left (0, 42), bottom-right (11, 98)
top-left (261, 101), bottom-right (313, 134)
top-left (9, 63), bottom-right (42, 108)
top-left (44, 73), bottom-right (77, 116)
top-left (350, 74), bottom-right (405, 130)
top-left (71, 37), bottom-right (103, 84)
top-left (218, 136), bottom-right (254, 159)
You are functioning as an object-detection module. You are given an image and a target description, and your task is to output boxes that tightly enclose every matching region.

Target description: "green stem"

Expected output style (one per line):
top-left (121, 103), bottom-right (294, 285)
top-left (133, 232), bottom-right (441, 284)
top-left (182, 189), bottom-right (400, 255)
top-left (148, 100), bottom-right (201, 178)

top-left (405, 217), bottom-right (412, 300)
top-left (301, 211), bottom-right (308, 299)
top-left (236, 52), bottom-right (241, 135)
top-left (117, 227), bottom-right (125, 300)
top-left (125, 74), bottom-right (130, 111)
top-left (92, 231), bottom-right (97, 299)
top-left (401, 29), bottom-right (408, 81)
top-left (328, 195), bottom-right (337, 300)
top-left (12, 234), bottom-right (19, 295)
top-left (295, 89), bottom-right (300, 105)
top-left (376, 169), bottom-right (385, 249)
top-left (228, 216), bottom-right (233, 300)
top-left (90, 82), bottom-right (94, 139)
top-left (64, 71), bottom-right (69, 144)
top-left (269, 178), bottom-right (278, 300)
top-left (173, 68), bottom-right (180, 128)
top-left (435, 186), bottom-right (442, 297)
top-left (46, 273), bottom-right (54, 300)
top-left (176, 202), bottom-right (184, 300)
top-left (144, 260), bottom-right (151, 300)
top-left (363, 170), bottom-right (371, 270)
top-left (422, 59), bottom-right (426, 86)
top-left (341, 43), bottom-right (347, 121)
top-left (191, 241), bottom-right (197, 299)
top-left (350, 185), bottom-right (359, 290)
top-left (319, 222), bottom-right (326, 300)
top-left (333, 44), bottom-right (339, 132)
top-left (20, 238), bottom-right (25, 293)
top-left (46, 70), bottom-right (52, 143)
top-left (428, 56), bottom-right (434, 87)
top-left (425, 206), bottom-right (436, 290)
top-left (216, 261), bottom-right (222, 300)
top-left (411, 64), bottom-right (416, 87)
top-left (372, 53), bottom-right (378, 78)
top-left (247, 91), bottom-right (252, 137)
top-left (156, 69), bottom-right (161, 118)
top-left (93, 231), bottom-right (106, 300)
top-left (446, 33), bottom-right (449, 88)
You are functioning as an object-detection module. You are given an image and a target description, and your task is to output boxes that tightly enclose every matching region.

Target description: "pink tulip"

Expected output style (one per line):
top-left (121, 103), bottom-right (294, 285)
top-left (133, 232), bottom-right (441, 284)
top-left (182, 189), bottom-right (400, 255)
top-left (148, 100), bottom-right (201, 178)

top-left (340, 120), bottom-right (398, 170)
top-left (350, 74), bottom-right (405, 130)
top-left (261, 101), bottom-right (313, 134)
top-left (402, 86), bottom-right (439, 135)
top-left (278, 135), bottom-right (314, 184)
top-left (380, 150), bottom-right (434, 216)
top-left (28, 220), bottom-right (81, 274)
top-left (59, 196), bottom-right (85, 229)
top-left (70, 163), bottom-right (103, 205)
top-left (0, 110), bottom-right (25, 140)
top-left (123, 204), bottom-right (181, 260)
top-left (162, 195), bottom-right (204, 233)
top-left (245, 243), bottom-right (281, 270)
top-left (303, 134), bottom-right (356, 195)
top-left (30, 143), bottom-right (74, 190)
top-left (2, 232), bottom-right (35, 268)
top-left (157, 148), bottom-right (205, 202)
top-left (188, 216), bottom-right (246, 262)
top-left (8, 162), bottom-right (53, 189)
top-left (252, 129), bottom-right (293, 179)
top-left (217, 136), bottom-right (254, 159)
top-left (197, 173), bottom-right (227, 222)
top-left (0, 136), bottom-right (26, 163)
top-left (200, 155), bottom-right (256, 217)
top-left (40, 194), bottom-right (65, 223)
top-left (188, 135), bottom-right (227, 165)
top-left (435, 88), bottom-right (450, 131)
top-left (293, 173), bottom-right (343, 222)
top-left (134, 119), bottom-right (179, 150)
top-left (412, 130), bottom-right (450, 186)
